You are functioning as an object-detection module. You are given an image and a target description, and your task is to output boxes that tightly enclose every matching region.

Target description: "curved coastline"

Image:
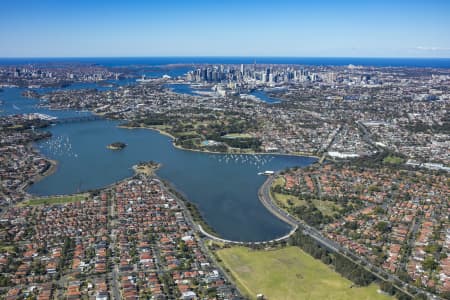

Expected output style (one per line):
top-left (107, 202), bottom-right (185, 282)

top-left (28, 118), bottom-right (315, 242)
top-left (54, 158), bottom-right (297, 244)
top-left (23, 157), bottom-right (58, 199)
top-left (119, 124), bottom-right (321, 160)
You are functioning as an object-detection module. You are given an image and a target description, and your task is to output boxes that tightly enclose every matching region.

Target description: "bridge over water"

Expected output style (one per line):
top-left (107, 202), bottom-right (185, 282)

top-left (52, 115), bottom-right (103, 124)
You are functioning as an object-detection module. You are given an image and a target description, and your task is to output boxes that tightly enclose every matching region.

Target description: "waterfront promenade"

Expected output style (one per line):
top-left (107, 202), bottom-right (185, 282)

top-left (197, 224), bottom-right (298, 245)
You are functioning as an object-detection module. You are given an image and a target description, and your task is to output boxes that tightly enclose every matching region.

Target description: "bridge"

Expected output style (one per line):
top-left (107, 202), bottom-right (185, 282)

top-left (52, 115), bottom-right (103, 124)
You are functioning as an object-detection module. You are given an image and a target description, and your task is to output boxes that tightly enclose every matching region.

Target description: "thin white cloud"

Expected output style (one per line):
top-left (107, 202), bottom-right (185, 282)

top-left (416, 46), bottom-right (450, 51)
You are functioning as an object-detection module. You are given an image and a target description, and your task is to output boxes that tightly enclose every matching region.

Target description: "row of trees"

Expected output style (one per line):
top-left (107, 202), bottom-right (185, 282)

top-left (289, 231), bottom-right (417, 300)
top-left (290, 231), bottom-right (376, 286)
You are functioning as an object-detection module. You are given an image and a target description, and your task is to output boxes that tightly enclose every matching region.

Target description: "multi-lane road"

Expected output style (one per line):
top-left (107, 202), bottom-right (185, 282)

top-left (258, 174), bottom-right (440, 300)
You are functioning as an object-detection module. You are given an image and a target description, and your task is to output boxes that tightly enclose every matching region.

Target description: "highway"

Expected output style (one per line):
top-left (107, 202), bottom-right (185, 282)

top-left (258, 174), bottom-right (440, 300)
top-left (150, 174), bottom-right (438, 299)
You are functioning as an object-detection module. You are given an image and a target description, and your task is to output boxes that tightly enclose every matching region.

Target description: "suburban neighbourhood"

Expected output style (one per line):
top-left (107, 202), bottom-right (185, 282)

top-left (0, 61), bottom-right (449, 300)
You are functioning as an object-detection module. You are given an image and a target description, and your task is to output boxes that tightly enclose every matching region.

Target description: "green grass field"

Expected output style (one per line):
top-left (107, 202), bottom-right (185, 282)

top-left (216, 246), bottom-right (392, 300)
top-left (0, 244), bottom-right (16, 253)
top-left (383, 155), bottom-right (405, 165)
top-left (273, 192), bottom-right (307, 207)
top-left (273, 176), bottom-right (285, 186)
top-left (272, 176), bottom-right (340, 217)
top-left (173, 130), bottom-right (200, 137)
top-left (19, 194), bottom-right (88, 206)
top-left (312, 199), bottom-right (340, 216)
top-left (151, 124), bottom-right (172, 131)
top-left (273, 191), bottom-right (339, 217)
top-left (222, 133), bottom-right (253, 139)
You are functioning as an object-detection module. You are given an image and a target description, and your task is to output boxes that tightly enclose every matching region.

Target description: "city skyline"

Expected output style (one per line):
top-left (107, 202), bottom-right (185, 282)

top-left (1, 0), bottom-right (450, 58)
top-left (1, 5), bottom-right (450, 296)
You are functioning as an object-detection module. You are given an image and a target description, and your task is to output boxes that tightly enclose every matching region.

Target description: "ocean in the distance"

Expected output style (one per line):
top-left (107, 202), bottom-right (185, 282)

top-left (0, 57), bottom-right (450, 68)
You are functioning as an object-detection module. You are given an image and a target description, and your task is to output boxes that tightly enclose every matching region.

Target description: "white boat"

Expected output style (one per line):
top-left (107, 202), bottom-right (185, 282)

top-left (258, 170), bottom-right (275, 176)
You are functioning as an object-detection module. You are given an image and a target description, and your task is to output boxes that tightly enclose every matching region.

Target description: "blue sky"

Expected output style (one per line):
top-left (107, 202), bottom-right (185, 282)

top-left (0, 0), bottom-right (449, 57)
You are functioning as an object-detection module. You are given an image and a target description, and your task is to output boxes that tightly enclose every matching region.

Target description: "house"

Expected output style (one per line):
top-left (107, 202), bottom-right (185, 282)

top-left (96, 292), bottom-right (109, 300)
top-left (181, 291), bottom-right (196, 300)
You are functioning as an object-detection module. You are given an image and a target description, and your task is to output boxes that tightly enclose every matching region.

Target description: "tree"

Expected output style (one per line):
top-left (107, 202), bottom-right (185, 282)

top-left (0, 274), bottom-right (11, 287)
top-left (375, 221), bottom-right (390, 233)
top-left (413, 293), bottom-right (428, 300)
top-left (380, 281), bottom-right (395, 295)
top-left (441, 291), bottom-right (450, 300)
top-left (422, 257), bottom-right (438, 271)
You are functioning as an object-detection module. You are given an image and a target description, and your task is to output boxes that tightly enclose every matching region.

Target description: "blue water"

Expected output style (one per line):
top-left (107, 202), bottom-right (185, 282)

top-left (250, 90), bottom-right (282, 104)
top-left (3, 55), bottom-right (445, 241)
top-left (0, 88), bottom-right (92, 118)
top-left (166, 84), bottom-right (213, 96)
top-left (1, 57), bottom-right (450, 68)
top-left (29, 121), bottom-right (313, 241)
top-left (1, 87), bottom-right (316, 241)
top-left (166, 84), bottom-right (283, 104)
top-left (0, 78), bottom-right (142, 117)
top-left (142, 67), bottom-right (192, 79)
top-left (166, 83), bottom-right (200, 96)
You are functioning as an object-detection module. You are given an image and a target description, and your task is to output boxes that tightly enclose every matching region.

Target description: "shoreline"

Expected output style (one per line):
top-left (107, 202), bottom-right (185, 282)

top-left (119, 124), bottom-right (321, 161)
top-left (23, 157), bottom-right (220, 238)
top-left (24, 117), bottom-right (318, 241)
top-left (34, 158), bottom-right (58, 182)
top-left (22, 148), bottom-right (58, 199)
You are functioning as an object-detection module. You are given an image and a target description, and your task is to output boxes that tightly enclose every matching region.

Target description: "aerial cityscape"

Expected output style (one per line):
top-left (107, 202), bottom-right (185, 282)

top-left (1, 1), bottom-right (449, 300)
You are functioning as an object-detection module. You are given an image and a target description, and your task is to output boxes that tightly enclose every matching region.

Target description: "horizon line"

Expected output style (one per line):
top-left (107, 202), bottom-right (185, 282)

top-left (1, 55), bottom-right (450, 59)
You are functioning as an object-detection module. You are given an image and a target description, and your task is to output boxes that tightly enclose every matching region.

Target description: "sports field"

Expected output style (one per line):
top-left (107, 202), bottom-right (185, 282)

top-left (222, 133), bottom-right (253, 139)
top-left (216, 246), bottom-right (392, 300)
top-left (19, 194), bottom-right (88, 206)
